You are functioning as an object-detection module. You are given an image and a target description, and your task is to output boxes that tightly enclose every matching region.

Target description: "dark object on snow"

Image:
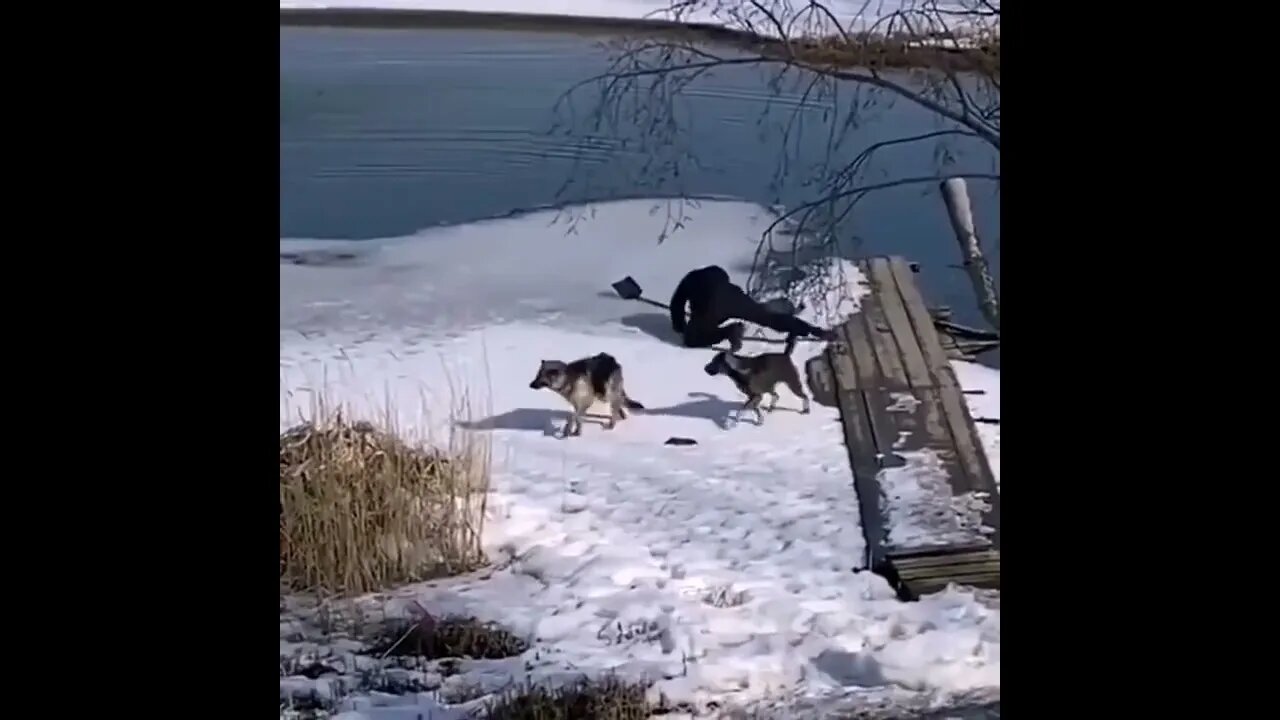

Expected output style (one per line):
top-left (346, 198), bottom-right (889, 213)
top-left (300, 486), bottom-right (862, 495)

top-left (296, 662), bottom-right (340, 679)
top-left (664, 437), bottom-right (697, 446)
top-left (279, 250), bottom-right (359, 267)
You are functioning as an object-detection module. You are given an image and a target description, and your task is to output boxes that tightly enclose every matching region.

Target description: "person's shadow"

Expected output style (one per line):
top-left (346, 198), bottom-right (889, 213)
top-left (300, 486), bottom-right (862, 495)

top-left (617, 312), bottom-right (684, 347)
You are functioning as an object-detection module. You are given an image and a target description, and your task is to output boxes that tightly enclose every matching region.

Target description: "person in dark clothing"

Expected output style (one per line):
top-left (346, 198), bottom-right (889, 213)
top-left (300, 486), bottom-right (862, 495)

top-left (668, 265), bottom-right (835, 349)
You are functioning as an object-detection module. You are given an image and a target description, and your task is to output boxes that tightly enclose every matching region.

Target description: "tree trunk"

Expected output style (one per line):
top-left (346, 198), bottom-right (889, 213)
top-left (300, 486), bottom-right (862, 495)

top-left (940, 178), bottom-right (1000, 332)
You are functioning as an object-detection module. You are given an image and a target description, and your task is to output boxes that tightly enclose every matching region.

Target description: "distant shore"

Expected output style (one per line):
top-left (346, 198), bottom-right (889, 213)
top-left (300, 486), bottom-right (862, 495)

top-left (280, 8), bottom-right (998, 72)
top-left (280, 7), bottom-right (755, 41)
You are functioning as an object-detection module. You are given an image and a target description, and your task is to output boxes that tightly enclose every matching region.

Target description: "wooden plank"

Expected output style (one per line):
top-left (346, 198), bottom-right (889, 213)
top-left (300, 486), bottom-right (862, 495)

top-left (934, 372), bottom-right (1001, 545)
top-left (867, 258), bottom-right (933, 389)
top-left (861, 388), bottom-right (907, 466)
top-left (894, 556), bottom-right (1001, 576)
top-left (840, 313), bottom-right (881, 390)
top-left (906, 575), bottom-right (1000, 597)
top-left (935, 374), bottom-right (991, 494)
top-left (894, 549), bottom-right (1001, 586)
top-left (899, 565), bottom-right (1001, 582)
top-left (827, 338), bottom-right (860, 391)
top-left (856, 265), bottom-right (909, 390)
top-left (891, 550), bottom-right (1000, 570)
top-left (888, 542), bottom-right (996, 561)
top-left (834, 389), bottom-right (889, 570)
top-left (887, 257), bottom-right (1000, 547)
top-left (887, 257), bottom-right (954, 382)
top-left (828, 258), bottom-right (1000, 593)
top-left (907, 569), bottom-right (1001, 585)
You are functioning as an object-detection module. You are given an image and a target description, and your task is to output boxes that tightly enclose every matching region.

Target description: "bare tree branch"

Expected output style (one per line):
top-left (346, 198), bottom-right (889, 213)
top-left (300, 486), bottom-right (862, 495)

top-left (550, 0), bottom-right (999, 311)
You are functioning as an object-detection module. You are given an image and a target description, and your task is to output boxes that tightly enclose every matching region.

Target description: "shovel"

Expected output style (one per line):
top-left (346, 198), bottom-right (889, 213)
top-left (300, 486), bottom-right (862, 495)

top-left (611, 276), bottom-right (670, 310)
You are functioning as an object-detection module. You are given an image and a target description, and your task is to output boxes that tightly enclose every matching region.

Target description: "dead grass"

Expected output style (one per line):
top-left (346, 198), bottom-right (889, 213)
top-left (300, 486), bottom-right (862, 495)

top-left (279, 394), bottom-right (491, 596)
top-left (365, 615), bottom-right (529, 660)
top-left (483, 677), bottom-right (653, 720)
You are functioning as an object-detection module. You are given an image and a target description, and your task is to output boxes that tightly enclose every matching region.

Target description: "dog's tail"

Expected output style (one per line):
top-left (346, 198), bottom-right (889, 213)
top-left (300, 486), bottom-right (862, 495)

top-left (783, 333), bottom-right (799, 357)
top-left (624, 395), bottom-right (646, 410)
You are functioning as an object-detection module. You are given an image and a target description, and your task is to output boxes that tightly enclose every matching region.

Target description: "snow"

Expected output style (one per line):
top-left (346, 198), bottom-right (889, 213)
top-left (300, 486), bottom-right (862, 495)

top-left (279, 1), bottom-right (999, 39)
top-left (280, 198), bottom-right (1000, 716)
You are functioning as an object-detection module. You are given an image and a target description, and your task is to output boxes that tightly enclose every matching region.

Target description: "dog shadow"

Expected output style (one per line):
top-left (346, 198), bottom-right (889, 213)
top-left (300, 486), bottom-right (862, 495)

top-left (457, 394), bottom-right (749, 435)
top-left (456, 408), bottom-right (613, 437)
top-left (641, 392), bottom-right (747, 430)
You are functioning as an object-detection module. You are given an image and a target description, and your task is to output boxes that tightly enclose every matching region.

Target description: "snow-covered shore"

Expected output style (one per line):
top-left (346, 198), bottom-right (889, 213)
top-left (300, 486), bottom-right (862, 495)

top-left (280, 198), bottom-right (1000, 717)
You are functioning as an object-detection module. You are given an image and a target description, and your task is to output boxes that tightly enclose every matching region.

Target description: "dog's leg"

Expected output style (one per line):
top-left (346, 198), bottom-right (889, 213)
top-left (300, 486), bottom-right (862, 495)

top-left (604, 384), bottom-right (623, 429)
top-left (605, 396), bottom-right (622, 430)
top-left (766, 391), bottom-right (780, 412)
top-left (745, 395), bottom-right (765, 425)
top-left (563, 404), bottom-right (585, 438)
top-left (783, 373), bottom-right (811, 414)
top-left (615, 382), bottom-right (629, 420)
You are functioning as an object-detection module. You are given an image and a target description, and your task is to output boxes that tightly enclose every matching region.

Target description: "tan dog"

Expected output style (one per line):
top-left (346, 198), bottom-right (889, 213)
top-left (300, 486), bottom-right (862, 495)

top-left (529, 352), bottom-right (645, 438)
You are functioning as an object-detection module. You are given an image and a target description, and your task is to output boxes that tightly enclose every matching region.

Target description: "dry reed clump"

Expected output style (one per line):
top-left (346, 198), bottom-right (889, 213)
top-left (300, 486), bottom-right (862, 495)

top-left (366, 615), bottom-right (529, 660)
top-left (279, 405), bottom-right (490, 596)
top-left (483, 677), bottom-right (652, 720)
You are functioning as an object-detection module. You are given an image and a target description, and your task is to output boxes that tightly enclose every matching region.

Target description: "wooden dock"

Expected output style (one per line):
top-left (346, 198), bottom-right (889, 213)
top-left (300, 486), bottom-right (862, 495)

top-left (805, 256), bottom-right (1000, 600)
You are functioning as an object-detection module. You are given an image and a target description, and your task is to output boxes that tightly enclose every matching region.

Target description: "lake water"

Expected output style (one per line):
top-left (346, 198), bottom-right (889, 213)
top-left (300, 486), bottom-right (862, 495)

top-left (280, 25), bottom-right (1000, 358)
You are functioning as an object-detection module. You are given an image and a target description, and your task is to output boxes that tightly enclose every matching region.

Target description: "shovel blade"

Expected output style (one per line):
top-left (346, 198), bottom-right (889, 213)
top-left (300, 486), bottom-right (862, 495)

top-left (611, 276), bottom-right (643, 300)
